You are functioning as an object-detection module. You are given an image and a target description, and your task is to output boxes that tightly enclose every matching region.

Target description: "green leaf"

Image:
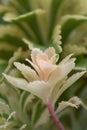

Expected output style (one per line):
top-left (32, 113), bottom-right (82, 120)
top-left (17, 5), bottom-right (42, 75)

top-left (0, 35), bottom-right (28, 49)
top-left (33, 102), bottom-right (45, 125)
top-left (61, 15), bottom-right (87, 43)
top-left (9, 10), bottom-right (46, 45)
top-left (10, 0), bottom-right (31, 14)
top-left (48, 0), bottom-right (64, 39)
top-left (20, 91), bottom-right (31, 111)
top-left (76, 55), bottom-right (87, 69)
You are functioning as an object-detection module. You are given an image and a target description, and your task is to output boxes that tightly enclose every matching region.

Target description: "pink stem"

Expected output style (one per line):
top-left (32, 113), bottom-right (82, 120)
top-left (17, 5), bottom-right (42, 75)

top-left (46, 98), bottom-right (65, 130)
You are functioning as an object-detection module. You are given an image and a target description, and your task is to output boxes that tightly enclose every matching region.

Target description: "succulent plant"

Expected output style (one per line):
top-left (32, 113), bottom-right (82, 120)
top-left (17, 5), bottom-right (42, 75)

top-left (0, 0), bottom-right (87, 130)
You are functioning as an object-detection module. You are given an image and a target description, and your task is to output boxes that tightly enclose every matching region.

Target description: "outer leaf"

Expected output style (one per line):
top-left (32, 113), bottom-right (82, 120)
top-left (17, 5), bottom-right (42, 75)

top-left (60, 15), bottom-right (87, 43)
top-left (8, 9), bottom-right (46, 45)
top-left (48, 0), bottom-right (64, 39)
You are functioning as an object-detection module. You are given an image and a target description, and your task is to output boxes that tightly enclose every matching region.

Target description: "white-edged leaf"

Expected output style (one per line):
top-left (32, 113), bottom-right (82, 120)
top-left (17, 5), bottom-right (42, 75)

top-left (57, 71), bottom-right (86, 99)
top-left (3, 74), bottom-right (49, 102)
top-left (56, 96), bottom-right (81, 113)
top-left (14, 62), bottom-right (39, 82)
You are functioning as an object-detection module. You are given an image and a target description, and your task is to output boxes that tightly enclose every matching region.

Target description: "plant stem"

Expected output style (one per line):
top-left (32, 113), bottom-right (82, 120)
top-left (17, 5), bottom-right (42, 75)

top-left (46, 98), bottom-right (65, 130)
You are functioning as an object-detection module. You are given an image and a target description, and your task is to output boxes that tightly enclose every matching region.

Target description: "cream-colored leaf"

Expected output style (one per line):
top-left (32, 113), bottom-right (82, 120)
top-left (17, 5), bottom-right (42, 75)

top-left (31, 48), bottom-right (42, 65)
top-left (26, 81), bottom-right (49, 102)
top-left (14, 62), bottom-right (39, 81)
top-left (36, 54), bottom-right (57, 80)
top-left (56, 71), bottom-right (86, 99)
top-left (3, 74), bottom-right (49, 102)
top-left (45, 47), bottom-right (57, 63)
top-left (48, 59), bottom-right (75, 87)
top-left (56, 96), bottom-right (81, 113)
top-left (26, 58), bottom-right (40, 76)
top-left (51, 77), bottom-right (67, 104)
top-left (59, 54), bottom-right (74, 64)
top-left (3, 74), bottom-right (29, 91)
